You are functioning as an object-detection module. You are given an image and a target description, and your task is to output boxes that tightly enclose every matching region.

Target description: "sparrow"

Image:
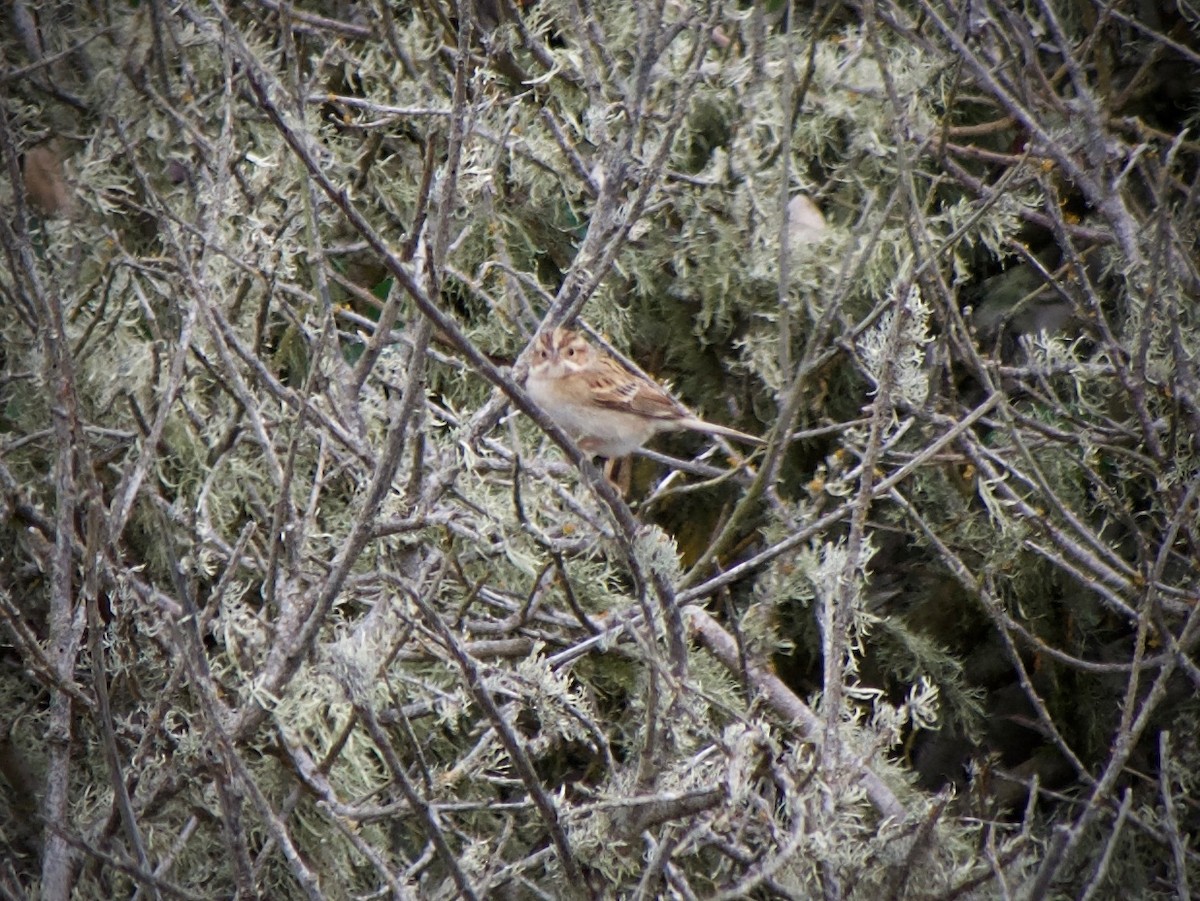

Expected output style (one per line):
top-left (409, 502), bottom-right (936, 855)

top-left (524, 327), bottom-right (762, 458)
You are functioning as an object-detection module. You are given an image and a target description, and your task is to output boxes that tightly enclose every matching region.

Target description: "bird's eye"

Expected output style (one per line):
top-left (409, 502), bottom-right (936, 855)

top-left (565, 347), bottom-right (576, 357)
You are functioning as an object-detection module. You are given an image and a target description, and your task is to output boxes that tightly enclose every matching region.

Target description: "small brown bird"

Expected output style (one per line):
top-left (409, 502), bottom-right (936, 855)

top-left (524, 327), bottom-right (762, 458)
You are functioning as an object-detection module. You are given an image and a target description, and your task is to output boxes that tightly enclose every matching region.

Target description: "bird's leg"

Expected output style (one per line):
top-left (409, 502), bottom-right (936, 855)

top-left (604, 456), bottom-right (632, 496)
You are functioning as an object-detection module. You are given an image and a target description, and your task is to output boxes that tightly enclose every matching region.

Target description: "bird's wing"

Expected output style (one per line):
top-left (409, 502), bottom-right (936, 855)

top-left (584, 368), bottom-right (684, 421)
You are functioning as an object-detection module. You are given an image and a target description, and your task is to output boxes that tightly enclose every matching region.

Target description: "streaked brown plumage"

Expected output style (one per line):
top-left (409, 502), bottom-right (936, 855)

top-left (524, 328), bottom-right (762, 458)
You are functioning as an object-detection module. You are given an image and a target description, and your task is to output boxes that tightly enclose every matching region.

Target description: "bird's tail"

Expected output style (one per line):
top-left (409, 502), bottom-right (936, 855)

top-left (685, 418), bottom-right (764, 446)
